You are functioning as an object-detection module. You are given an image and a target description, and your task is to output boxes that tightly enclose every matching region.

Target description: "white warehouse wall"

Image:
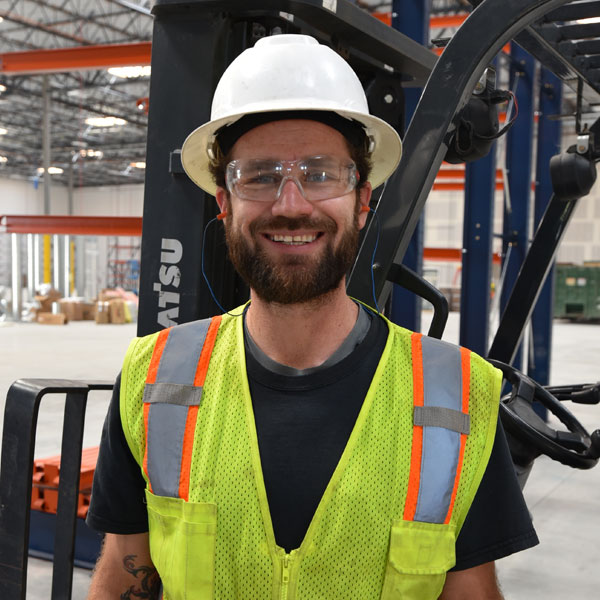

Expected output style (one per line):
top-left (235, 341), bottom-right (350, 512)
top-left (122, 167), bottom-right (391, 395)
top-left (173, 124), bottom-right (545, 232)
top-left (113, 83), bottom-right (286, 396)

top-left (0, 176), bottom-right (69, 215)
top-left (73, 184), bottom-right (143, 216)
top-left (0, 178), bottom-right (143, 293)
top-left (0, 177), bottom-right (143, 217)
top-left (424, 163), bottom-right (600, 284)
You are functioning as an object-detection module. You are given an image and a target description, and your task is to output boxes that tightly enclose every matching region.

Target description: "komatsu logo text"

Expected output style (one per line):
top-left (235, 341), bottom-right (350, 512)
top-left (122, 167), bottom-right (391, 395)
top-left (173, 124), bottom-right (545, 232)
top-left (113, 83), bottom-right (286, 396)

top-left (154, 238), bottom-right (182, 328)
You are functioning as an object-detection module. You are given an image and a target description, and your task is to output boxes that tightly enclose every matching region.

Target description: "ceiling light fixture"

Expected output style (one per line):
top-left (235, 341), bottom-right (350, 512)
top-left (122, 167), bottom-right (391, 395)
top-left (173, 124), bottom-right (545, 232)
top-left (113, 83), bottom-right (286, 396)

top-left (80, 149), bottom-right (104, 158)
top-left (576, 17), bottom-right (600, 25)
top-left (37, 166), bottom-right (64, 175)
top-left (0, 156), bottom-right (7, 164)
top-left (0, 127), bottom-right (7, 135)
top-left (85, 116), bottom-right (127, 127)
top-left (130, 161), bottom-right (146, 169)
top-left (108, 66), bottom-right (151, 78)
top-left (0, 84), bottom-right (6, 93)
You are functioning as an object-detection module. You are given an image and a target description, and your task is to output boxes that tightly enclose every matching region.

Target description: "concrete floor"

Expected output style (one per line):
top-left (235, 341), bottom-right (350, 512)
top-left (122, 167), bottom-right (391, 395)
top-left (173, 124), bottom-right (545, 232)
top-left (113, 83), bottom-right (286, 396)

top-left (1, 314), bottom-right (599, 599)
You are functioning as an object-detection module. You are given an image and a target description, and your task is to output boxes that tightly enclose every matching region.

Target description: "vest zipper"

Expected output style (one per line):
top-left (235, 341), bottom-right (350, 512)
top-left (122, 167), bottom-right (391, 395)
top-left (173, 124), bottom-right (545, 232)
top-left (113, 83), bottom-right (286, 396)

top-left (281, 553), bottom-right (291, 600)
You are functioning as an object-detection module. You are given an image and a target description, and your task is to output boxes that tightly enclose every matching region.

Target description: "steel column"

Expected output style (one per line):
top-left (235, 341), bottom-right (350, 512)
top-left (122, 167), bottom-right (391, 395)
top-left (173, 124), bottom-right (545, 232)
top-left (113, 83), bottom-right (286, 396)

top-left (500, 43), bottom-right (536, 370)
top-left (460, 144), bottom-right (497, 354)
top-left (53, 235), bottom-right (61, 293)
top-left (26, 234), bottom-right (35, 300)
top-left (389, 0), bottom-right (428, 332)
top-left (33, 234), bottom-right (41, 292)
top-left (529, 68), bottom-right (562, 385)
top-left (67, 165), bottom-right (74, 216)
top-left (42, 76), bottom-right (51, 216)
top-left (11, 234), bottom-right (22, 322)
top-left (63, 235), bottom-right (71, 297)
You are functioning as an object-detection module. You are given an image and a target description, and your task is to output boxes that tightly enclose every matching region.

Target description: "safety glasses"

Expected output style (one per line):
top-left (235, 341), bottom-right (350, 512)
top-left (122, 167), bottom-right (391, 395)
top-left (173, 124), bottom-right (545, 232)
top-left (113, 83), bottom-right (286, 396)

top-left (225, 155), bottom-right (358, 202)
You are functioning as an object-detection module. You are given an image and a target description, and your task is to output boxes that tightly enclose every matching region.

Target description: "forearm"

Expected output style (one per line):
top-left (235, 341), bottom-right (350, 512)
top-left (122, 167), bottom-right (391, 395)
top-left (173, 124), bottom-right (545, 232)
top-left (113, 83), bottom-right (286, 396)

top-left (439, 562), bottom-right (504, 600)
top-left (87, 533), bottom-right (160, 600)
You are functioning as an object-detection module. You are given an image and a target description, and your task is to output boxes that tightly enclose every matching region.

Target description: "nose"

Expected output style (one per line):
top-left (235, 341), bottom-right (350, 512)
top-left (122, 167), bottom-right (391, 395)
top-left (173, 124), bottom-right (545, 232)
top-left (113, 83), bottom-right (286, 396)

top-left (271, 177), bottom-right (314, 218)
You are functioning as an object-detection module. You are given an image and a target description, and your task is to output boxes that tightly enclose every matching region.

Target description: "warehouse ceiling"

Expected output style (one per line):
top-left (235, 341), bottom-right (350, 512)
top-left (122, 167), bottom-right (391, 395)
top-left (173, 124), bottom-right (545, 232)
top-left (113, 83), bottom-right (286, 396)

top-left (0, 0), bottom-right (153, 187)
top-left (0, 0), bottom-right (599, 189)
top-left (0, 0), bottom-right (478, 189)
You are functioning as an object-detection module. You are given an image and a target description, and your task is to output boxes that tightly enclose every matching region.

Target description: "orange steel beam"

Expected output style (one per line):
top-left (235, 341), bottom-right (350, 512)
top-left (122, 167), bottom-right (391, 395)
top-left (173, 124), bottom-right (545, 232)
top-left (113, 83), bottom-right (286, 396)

top-left (433, 182), bottom-right (504, 191)
top-left (434, 42), bottom-right (511, 56)
top-left (0, 215), bottom-right (142, 236)
top-left (437, 168), bottom-right (503, 179)
top-left (372, 12), bottom-right (392, 26)
top-left (424, 247), bottom-right (501, 264)
top-left (431, 14), bottom-right (468, 28)
top-left (0, 42), bottom-right (152, 75)
top-left (372, 12), bottom-right (468, 28)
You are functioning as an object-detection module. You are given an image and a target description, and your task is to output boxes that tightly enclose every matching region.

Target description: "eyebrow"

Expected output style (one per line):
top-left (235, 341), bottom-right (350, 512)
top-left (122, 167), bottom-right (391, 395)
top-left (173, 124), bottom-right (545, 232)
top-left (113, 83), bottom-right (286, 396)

top-left (242, 158), bottom-right (281, 169)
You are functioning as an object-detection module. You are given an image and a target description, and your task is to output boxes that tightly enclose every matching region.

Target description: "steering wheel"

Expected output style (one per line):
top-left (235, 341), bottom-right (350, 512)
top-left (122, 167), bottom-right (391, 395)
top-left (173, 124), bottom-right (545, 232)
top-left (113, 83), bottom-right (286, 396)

top-left (487, 359), bottom-right (600, 470)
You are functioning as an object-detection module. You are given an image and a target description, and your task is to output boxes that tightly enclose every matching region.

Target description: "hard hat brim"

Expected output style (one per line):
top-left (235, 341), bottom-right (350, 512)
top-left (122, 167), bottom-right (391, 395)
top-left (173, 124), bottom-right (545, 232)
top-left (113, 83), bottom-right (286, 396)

top-left (180, 108), bottom-right (402, 197)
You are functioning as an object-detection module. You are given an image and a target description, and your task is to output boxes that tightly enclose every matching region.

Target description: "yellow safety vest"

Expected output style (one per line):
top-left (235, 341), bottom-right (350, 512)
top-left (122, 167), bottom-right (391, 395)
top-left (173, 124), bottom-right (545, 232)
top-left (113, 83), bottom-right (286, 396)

top-left (120, 308), bottom-right (501, 600)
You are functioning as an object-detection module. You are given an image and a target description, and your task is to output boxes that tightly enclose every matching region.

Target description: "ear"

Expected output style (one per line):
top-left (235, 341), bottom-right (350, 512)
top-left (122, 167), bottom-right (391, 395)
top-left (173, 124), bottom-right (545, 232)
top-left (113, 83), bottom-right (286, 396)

top-left (215, 187), bottom-right (229, 216)
top-left (357, 182), bottom-right (373, 230)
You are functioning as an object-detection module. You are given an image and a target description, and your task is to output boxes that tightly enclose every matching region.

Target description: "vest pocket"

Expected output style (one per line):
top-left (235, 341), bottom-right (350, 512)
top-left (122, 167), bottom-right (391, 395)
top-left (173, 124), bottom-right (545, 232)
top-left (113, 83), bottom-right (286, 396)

top-left (380, 519), bottom-right (456, 600)
top-left (145, 489), bottom-right (217, 600)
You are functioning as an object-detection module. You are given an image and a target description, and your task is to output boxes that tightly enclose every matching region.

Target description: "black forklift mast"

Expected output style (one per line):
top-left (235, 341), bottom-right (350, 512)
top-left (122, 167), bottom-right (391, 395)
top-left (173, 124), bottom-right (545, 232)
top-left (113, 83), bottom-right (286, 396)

top-left (137, 0), bottom-right (434, 336)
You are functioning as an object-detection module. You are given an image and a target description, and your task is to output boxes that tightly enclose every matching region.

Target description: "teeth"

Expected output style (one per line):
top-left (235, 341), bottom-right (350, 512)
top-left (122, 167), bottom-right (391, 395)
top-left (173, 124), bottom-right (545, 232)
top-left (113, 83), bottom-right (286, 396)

top-left (270, 234), bottom-right (317, 245)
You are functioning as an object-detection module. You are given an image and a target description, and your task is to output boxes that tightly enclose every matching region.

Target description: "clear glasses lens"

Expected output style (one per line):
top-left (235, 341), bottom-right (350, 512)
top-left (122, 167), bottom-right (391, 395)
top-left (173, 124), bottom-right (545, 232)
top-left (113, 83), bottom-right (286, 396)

top-left (226, 156), bottom-right (357, 202)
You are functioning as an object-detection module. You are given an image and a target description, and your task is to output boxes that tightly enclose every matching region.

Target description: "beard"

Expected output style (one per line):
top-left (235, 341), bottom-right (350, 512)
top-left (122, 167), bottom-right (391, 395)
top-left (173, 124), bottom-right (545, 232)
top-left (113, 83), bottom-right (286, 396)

top-left (225, 211), bottom-right (360, 305)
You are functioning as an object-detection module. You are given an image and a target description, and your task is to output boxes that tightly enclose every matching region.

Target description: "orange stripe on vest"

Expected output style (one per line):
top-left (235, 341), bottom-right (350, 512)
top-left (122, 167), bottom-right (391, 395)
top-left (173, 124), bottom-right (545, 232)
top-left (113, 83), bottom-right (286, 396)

top-left (147, 328), bottom-right (170, 384)
top-left (404, 332), bottom-right (424, 521)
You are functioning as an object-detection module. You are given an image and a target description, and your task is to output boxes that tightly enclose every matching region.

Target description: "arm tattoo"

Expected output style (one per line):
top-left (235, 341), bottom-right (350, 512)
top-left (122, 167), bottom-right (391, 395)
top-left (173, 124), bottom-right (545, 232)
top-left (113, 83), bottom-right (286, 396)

top-left (120, 554), bottom-right (161, 600)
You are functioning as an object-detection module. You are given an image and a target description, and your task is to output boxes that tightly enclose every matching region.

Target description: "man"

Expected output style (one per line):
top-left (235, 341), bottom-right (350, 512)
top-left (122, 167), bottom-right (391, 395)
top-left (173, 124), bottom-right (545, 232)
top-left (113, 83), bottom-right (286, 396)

top-left (87, 35), bottom-right (537, 599)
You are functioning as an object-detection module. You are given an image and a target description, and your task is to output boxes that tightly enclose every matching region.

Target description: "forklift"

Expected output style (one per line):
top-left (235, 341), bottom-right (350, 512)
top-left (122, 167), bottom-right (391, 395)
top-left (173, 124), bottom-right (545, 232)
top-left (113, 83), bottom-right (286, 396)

top-left (1, 1), bottom-right (599, 597)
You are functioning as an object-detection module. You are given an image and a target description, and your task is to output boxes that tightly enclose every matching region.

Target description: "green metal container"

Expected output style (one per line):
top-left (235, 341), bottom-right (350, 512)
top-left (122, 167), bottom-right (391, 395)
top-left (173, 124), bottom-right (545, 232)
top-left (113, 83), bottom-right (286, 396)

top-left (554, 264), bottom-right (600, 320)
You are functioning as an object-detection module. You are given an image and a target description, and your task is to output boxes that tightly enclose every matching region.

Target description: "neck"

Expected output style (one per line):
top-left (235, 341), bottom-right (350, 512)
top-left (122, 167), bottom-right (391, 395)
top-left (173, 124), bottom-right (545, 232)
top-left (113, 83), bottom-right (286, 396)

top-left (245, 282), bottom-right (359, 370)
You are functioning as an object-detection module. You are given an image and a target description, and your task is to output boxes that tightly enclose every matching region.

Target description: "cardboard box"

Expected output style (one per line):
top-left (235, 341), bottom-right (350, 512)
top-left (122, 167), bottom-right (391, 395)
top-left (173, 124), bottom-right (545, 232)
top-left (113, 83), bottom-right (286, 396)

top-left (37, 312), bottom-right (68, 325)
top-left (98, 288), bottom-right (122, 302)
top-left (81, 302), bottom-right (96, 321)
top-left (59, 299), bottom-right (84, 321)
top-left (109, 299), bottom-right (126, 324)
top-left (95, 301), bottom-right (110, 324)
top-left (34, 288), bottom-right (62, 313)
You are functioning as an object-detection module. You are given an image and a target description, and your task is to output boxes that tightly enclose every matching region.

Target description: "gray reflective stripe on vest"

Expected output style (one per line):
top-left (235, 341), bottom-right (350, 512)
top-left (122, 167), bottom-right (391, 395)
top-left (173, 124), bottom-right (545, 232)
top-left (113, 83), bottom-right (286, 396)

top-left (414, 406), bottom-right (470, 435)
top-left (143, 318), bottom-right (214, 498)
top-left (146, 402), bottom-right (189, 497)
top-left (155, 318), bottom-right (211, 384)
top-left (414, 336), bottom-right (468, 524)
top-left (144, 383), bottom-right (203, 406)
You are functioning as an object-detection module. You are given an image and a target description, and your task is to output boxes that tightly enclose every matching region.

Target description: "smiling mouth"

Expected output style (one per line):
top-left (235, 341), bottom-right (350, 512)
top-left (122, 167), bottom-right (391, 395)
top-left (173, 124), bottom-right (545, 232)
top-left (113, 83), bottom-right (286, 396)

top-left (267, 233), bottom-right (320, 246)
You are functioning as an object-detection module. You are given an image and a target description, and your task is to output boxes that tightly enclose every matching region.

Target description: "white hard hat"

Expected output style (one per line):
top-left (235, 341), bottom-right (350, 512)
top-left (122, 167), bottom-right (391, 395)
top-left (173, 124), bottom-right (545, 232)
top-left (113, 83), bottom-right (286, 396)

top-left (181, 34), bottom-right (403, 196)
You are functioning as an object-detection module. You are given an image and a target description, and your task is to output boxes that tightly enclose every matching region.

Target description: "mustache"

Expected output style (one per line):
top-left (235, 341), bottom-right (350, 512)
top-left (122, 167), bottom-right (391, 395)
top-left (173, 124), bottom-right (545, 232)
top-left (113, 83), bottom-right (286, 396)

top-left (248, 215), bottom-right (337, 235)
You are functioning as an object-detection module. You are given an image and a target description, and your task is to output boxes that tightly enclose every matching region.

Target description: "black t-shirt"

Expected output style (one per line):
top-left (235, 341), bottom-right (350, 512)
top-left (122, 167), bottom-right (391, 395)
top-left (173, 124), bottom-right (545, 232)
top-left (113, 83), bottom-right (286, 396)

top-left (87, 314), bottom-right (538, 571)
